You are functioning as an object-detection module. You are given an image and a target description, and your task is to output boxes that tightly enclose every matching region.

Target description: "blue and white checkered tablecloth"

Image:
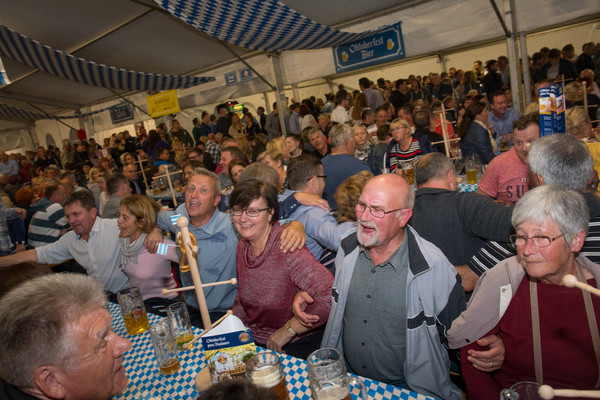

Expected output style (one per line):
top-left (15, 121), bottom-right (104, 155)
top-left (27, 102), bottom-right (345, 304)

top-left (458, 183), bottom-right (478, 192)
top-left (109, 303), bottom-right (437, 400)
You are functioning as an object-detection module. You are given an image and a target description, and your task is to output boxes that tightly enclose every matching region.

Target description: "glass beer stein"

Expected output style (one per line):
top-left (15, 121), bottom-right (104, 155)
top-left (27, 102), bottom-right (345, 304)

top-left (307, 348), bottom-right (367, 400)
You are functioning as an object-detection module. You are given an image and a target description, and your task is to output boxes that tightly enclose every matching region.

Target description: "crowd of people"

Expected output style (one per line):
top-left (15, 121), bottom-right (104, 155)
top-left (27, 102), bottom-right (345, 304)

top-left (1, 42), bottom-right (600, 400)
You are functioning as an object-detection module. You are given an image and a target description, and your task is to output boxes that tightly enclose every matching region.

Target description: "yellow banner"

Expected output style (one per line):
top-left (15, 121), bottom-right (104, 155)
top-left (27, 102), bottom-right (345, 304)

top-left (147, 90), bottom-right (180, 118)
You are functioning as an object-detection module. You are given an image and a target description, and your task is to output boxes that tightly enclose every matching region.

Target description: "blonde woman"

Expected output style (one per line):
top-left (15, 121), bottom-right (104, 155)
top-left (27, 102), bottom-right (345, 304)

top-left (352, 124), bottom-right (374, 162)
top-left (266, 137), bottom-right (291, 161)
top-left (262, 149), bottom-right (287, 191)
top-left (118, 195), bottom-right (179, 315)
top-left (228, 113), bottom-right (243, 136)
top-left (566, 106), bottom-right (600, 181)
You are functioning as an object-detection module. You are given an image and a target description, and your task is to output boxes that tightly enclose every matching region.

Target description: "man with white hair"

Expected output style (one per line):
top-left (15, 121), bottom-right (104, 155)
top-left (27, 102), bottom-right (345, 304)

top-left (321, 124), bottom-right (370, 209)
top-left (0, 274), bottom-right (132, 400)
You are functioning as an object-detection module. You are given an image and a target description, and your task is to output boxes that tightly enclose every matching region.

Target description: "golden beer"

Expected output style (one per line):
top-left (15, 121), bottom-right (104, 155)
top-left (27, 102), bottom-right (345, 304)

top-left (404, 167), bottom-right (415, 185)
top-left (466, 168), bottom-right (478, 184)
top-left (251, 366), bottom-right (289, 400)
top-left (159, 357), bottom-right (181, 375)
top-left (175, 332), bottom-right (194, 350)
top-left (122, 308), bottom-right (149, 335)
top-left (313, 386), bottom-right (351, 400)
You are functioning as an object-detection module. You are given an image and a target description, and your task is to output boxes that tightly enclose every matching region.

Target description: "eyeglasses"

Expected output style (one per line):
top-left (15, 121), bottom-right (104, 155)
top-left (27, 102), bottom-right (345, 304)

top-left (307, 175), bottom-right (327, 181)
top-left (355, 201), bottom-right (404, 219)
top-left (231, 206), bottom-right (270, 217)
top-left (509, 233), bottom-right (565, 248)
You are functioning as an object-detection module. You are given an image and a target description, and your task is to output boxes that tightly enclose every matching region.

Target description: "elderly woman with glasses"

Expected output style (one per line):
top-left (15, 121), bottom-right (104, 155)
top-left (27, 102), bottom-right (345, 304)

top-left (229, 179), bottom-right (333, 359)
top-left (448, 185), bottom-right (600, 399)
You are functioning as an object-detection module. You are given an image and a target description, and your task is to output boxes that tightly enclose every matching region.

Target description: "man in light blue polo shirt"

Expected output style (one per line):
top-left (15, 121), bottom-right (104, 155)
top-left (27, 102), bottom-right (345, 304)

top-left (488, 90), bottom-right (520, 150)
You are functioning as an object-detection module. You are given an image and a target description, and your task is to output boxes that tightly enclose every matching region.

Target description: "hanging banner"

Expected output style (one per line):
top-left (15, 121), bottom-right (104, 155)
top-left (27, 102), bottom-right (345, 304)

top-left (147, 90), bottom-right (180, 118)
top-left (539, 83), bottom-right (565, 136)
top-left (109, 102), bottom-right (135, 124)
top-left (333, 22), bottom-right (405, 73)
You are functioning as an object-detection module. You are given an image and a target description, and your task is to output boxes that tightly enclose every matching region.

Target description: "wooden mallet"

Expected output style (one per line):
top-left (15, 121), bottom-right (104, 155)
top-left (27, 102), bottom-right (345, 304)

top-left (562, 274), bottom-right (600, 298)
top-left (539, 385), bottom-right (600, 399)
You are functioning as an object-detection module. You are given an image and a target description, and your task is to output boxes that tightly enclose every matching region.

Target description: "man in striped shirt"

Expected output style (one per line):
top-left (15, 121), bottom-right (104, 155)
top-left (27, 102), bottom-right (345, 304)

top-left (28, 181), bottom-right (68, 247)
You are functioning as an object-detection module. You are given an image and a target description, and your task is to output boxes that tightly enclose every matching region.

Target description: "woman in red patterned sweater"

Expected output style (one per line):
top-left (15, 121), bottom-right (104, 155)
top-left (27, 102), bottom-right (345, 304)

top-left (230, 179), bottom-right (333, 359)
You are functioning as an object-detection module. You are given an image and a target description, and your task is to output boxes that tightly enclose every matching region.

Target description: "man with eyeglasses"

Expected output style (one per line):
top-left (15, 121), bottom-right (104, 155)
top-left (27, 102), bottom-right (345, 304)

top-left (294, 174), bottom-right (472, 399)
top-left (157, 169), bottom-right (306, 328)
top-left (281, 155), bottom-right (354, 272)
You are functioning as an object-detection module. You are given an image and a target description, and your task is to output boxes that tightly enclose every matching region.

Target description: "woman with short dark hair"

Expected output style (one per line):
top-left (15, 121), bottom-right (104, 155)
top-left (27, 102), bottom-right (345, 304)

top-left (229, 180), bottom-right (333, 359)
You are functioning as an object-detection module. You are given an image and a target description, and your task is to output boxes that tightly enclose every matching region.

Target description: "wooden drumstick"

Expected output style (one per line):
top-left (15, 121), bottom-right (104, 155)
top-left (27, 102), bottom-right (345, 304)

top-left (539, 385), bottom-right (600, 399)
top-left (562, 274), bottom-right (600, 298)
top-left (182, 311), bottom-right (234, 350)
top-left (161, 279), bottom-right (238, 295)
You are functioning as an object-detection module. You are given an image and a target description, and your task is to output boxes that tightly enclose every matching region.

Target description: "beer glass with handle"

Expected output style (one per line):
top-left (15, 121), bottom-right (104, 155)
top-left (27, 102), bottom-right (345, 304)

top-left (117, 286), bottom-right (149, 335)
top-left (245, 352), bottom-right (289, 400)
top-left (149, 319), bottom-right (181, 376)
top-left (307, 348), bottom-right (368, 400)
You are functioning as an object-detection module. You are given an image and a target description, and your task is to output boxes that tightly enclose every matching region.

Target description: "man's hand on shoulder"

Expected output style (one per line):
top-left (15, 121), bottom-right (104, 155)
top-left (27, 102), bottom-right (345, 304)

top-left (144, 227), bottom-right (164, 254)
top-left (280, 221), bottom-right (305, 253)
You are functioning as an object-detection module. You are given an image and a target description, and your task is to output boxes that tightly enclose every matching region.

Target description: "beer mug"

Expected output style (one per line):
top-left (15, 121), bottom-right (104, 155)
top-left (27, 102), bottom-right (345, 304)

top-left (500, 381), bottom-right (542, 400)
top-left (149, 319), bottom-right (181, 376)
top-left (166, 302), bottom-right (195, 350)
top-left (245, 352), bottom-right (289, 400)
top-left (117, 287), bottom-right (149, 335)
top-left (401, 161), bottom-right (415, 185)
top-left (465, 155), bottom-right (481, 184)
top-left (307, 348), bottom-right (368, 400)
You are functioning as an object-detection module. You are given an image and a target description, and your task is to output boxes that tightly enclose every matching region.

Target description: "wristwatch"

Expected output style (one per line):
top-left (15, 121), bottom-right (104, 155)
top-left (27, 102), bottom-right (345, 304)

top-left (285, 320), bottom-right (297, 336)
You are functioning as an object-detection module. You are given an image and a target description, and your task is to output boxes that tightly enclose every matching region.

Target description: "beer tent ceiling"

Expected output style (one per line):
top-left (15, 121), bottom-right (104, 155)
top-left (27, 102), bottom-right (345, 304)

top-left (0, 0), bottom-right (598, 133)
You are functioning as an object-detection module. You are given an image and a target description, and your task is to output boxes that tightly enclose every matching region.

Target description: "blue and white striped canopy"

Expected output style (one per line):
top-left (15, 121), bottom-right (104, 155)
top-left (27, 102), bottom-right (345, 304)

top-left (0, 25), bottom-right (215, 91)
top-left (152, 0), bottom-right (386, 51)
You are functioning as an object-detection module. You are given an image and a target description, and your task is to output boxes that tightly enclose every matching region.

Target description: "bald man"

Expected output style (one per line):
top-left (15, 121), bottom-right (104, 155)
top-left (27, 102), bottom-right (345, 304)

top-left (311, 174), bottom-right (465, 398)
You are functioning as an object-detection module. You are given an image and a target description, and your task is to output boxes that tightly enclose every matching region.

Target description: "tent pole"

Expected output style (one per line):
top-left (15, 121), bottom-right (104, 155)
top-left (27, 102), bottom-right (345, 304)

top-left (269, 52), bottom-right (288, 138)
top-left (488, 0), bottom-right (511, 37)
top-left (502, 0), bottom-right (522, 113)
top-left (519, 32), bottom-right (532, 107)
top-left (292, 84), bottom-right (300, 103)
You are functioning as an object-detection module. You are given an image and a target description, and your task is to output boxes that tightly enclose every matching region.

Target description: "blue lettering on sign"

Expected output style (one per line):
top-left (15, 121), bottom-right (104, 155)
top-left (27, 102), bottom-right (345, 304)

top-left (333, 23), bottom-right (405, 73)
top-left (225, 72), bottom-right (237, 86)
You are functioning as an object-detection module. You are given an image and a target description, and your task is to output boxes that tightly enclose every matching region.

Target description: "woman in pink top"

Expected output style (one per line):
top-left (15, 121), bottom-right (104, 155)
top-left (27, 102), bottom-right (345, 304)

top-left (118, 195), bottom-right (179, 316)
top-left (230, 180), bottom-right (333, 359)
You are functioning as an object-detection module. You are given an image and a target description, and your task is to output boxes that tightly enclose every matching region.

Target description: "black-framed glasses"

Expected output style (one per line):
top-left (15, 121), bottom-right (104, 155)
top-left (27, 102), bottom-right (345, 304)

top-left (231, 207), bottom-right (270, 217)
top-left (355, 201), bottom-right (404, 219)
top-left (307, 175), bottom-right (327, 181)
top-left (509, 233), bottom-right (565, 248)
